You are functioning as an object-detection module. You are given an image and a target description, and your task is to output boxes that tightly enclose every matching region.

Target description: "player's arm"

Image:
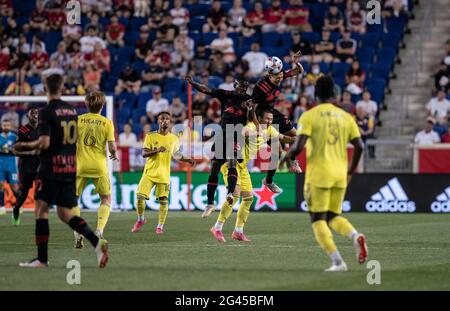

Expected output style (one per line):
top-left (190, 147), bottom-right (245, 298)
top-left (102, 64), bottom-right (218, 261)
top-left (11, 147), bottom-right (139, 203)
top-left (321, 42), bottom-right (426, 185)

top-left (348, 137), bottom-right (364, 177)
top-left (184, 74), bottom-right (212, 95)
top-left (282, 134), bottom-right (309, 166)
top-left (142, 147), bottom-right (165, 158)
top-left (13, 135), bottom-right (50, 151)
top-left (172, 149), bottom-right (196, 165)
top-left (285, 51), bottom-right (305, 77)
top-left (279, 134), bottom-right (296, 144)
top-left (108, 141), bottom-right (119, 161)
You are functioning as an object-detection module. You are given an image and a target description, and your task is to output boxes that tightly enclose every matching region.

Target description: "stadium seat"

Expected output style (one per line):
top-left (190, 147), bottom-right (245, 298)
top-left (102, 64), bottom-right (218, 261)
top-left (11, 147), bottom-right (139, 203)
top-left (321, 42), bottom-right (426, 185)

top-left (208, 76), bottom-right (224, 88)
top-left (133, 123), bottom-right (143, 136)
top-left (301, 32), bottom-right (320, 44)
top-left (162, 91), bottom-right (175, 103)
top-left (138, 92), bottom-right (152, 109)
top-left (372, 64), bottom-right (391, 81)
top-left (386, 16), bottom-right (407, 35)
top-left (117, 107), bottom-right (131, 124)
top-left (132, 61), bottom-right (149, 74)
top-left (367, 18), bottom-right (384, 33)
top-left (117, 92), bottom-right (137, 109)
top-left (25, 76), bottom-right (41, 86)
top-left (189, 16), bottom-right (206, 32)
top-left (124, 31), bottom-right (140, 46)
top-left (329, 32), bottom-right (341, 44)
top-left (190, 3), bottom-right (211, 17)
top-left (203, 32), bottom-right (219, 45)
top-left (360, 62), bottom-right (372, 78)
top-left (377, 47), bottom-right (396, 67)
top-left (319, 62), bottom-right (330, 74)
top-left (132, 108), bottom-right (147, 124)
top-left (260, 47), bottom-right (276, 57)
top-left (362, 32), bottom-right (381, 49)
top-left (381, 33), bottom-right (402, 50)
top-left (262, 32), bottom-right (280, 48)
top-left (281, 33), bottom-right (293, 48)
top-left (130, 17), bottom-right (147, 31)
top-left (163, 78), bottom-right (183, 95)
top-left (357, 47), bottom-right (376, 64)
top-left (331, 62), bottom-right (351, 79)
top-left (276, 47), bottom-right (290, 59)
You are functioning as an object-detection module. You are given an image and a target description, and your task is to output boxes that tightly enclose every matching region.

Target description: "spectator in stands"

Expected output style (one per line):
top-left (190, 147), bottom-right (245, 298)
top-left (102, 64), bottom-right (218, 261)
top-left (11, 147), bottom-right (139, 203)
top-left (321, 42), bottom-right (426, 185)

top-left (106, 14), bottom-right (126, 47)
top-left (29, 43), bottom-right (49, 77)
top-left (262, 0), bottom-right (287, 33)
top-left (147, 0), bottom-right (168, 31)
top-left (244, 1), bottom-right (265, 34)
top-left (31, 35), bottom-right (46, 53)
top-left (50, 42), bottom-right (71, 71)
top-left (356, 91), bottom-right (378, 118)
top-left (300, 77), bottom-right (315, 100)
top-left (119, 124), bottom-right (138, 147)
top-left (134, 0), bottom-right (151, 17)
top-left (355, 105), bottom-right (376, 157)
top-left (115, 0), bottom-right (133, 19)
top-left (324, 4), bottom-right (345, 33)
top-left (285, 0), bottom-right (312, 32)
top-left (0, 0), bottom-right (12, 17)
top-left (211, 30), bottom-right (235, 65)
top-left (5, 71), bottom-right (32, 96)
top-left (275, 93), bottom-right (293, 117)
top-left (208, 51), bottom-right (227, 76)
top-left (16, 33), bottom-right (31, 55)
top-left (192, 92), bottom-right (209, 116)
top-left (189, 43), bottom-right (210, 76)
top-left (84, 13), bottom-right (104, 36)
top-left (66, 58), bottom-right (85, 95)
top-left (414, 118), bottom-right (441, 145)
top-left (441, 127), bottom-right (450, 143)
top-left (314, 28), bottom-right (335, 63)
top-left (146, 86), bottom-right (170, 124)
top-left (170, 0), bottom-right (189, 29)
top-left (306, 63), bottom-right (324, 84)
top-left (339, 90), bottom-right (356, 115)
top-left (336, 29), bottom-right (357, 63)
top-left (171, 96), bottom-right (187, 125)
top-left (5, 17), bottom-right (21, 46)
top-left (346, 0), bottom-right (366, 35)
top-left (207, 98), bottom-right (221, 124)
top-left (68, 40), bottom-right (82, 63)
top-left (91, 42), bottom-right (111, 73)
top-left (382, 0), bottom-right (410, 19)
top-left (218, 73), bottom-right (235, 91)
top-left (135, 25), bottom-right (152, 61)
top-left (243, 42), bottom-right (268, 79)
top-left (63, 22), bottom-right (82, 42)
top-left (48, 4), bottom-right (66, 31)
top-left (29, 0), bottom-right (48, 32)
top-left (80, 26), bottom-right (106, 54)
top-left (141, 64), bottom-right (165, 92)
top-left (83, 63), bottom-right (102, 91)
top-left (0, 46), bottom-right (12, 77)
top-left (293, 95), bottom-right (308, 123)
top-left (9, 41), bottom-right (30, 74)
top-left (426, 89), bottom-right (450, 121)
top-left (156, 14), bottom-right (179, 45)
top-left (139, 123), bottom-right (152, 141)
top-left (1, 103), bottom-right (19, 131)
top-left (146, 42), bottom-right (171, 71)
top-left (174, 29), bottom-right (195, 62)
top-left (115, 64), bottom-right (141, 95)
top-left (204, 0), bottom-right (227, 33)
top-left (228, 0), bottom-right (246, 33)
top-left (433, 62), bottom-right (449, 93)
top-left (82, 0), bottom-right (113, 17)
top-left (289, 31), bottom-right (313, 63)
top-left (346, 60), bottom-right (365, 95)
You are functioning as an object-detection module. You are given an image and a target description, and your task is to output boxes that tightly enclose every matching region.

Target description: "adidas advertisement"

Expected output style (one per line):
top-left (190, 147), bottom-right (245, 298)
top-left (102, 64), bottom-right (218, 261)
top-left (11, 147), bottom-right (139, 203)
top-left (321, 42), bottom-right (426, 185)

top-left (296, 174), bottom-right (450, 213)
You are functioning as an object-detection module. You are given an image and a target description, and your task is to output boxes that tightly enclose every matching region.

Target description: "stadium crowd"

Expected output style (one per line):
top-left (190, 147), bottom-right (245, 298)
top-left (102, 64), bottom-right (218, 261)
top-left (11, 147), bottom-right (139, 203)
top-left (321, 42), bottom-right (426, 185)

top-left (0, 0), bottom-right (413, 151)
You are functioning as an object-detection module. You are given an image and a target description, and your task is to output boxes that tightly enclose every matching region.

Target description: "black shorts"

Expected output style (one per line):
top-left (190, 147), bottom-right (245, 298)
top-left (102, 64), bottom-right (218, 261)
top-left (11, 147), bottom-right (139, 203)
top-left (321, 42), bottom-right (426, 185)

top-left (35, 178), bottom-right (77, 208)
top-left (272, 109), bottom-right (294, 134)
top-left (19, 169), bottom-right (37, 191)
top-left (212, 126), bottom-right (244, 161)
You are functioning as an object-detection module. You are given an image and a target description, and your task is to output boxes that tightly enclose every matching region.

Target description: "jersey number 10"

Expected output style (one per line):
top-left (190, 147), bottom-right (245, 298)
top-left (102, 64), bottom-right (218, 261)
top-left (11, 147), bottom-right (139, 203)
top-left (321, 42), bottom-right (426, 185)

top-left (61, 120), bottom-right (77, 145)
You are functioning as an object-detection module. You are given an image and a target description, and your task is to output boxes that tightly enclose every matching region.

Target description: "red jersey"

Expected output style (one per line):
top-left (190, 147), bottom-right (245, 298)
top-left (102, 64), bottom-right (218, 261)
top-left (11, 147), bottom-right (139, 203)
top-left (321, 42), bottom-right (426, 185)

top-left (286, 7), bottom-right (309, 25)
top-left (252, 71), bottom-right (296, 108)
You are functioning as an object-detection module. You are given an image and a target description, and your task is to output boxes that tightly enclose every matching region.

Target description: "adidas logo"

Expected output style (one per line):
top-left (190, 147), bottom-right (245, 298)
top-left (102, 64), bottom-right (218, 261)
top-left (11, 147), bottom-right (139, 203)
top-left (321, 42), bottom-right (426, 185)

top-left (430, 187), bottom-right (450, 213)
top-left (366, 178), bottom-right (416, 213)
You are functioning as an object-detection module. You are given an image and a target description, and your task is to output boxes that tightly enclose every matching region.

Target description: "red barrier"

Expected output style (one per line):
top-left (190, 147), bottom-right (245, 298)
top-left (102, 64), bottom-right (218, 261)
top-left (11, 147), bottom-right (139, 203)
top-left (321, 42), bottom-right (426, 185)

top-left (414, 144), bottom-right (450, 173)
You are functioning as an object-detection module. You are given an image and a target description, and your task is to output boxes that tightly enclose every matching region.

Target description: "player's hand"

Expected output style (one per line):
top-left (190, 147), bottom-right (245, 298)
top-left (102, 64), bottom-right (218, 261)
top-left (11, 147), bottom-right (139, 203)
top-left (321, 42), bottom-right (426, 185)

top-left (13, 142), bottom-right (24, 152)
top-left (157, 146), bottom-right (166, 153)
top-left (241, 99), bottom-right (253, 110)
top-left (31, 149), bottom-right (40, 155)
top-left (292, 50), bottom-right (302, 63)
top-left (109, 152), bottom-right (119, 161)
top-left (184, 74), bottom-right (193, 84)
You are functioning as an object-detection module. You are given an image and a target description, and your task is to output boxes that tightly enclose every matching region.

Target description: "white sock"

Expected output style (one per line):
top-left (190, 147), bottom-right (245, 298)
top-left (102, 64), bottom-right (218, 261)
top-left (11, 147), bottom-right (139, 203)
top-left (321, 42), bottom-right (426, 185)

top-left (138, 215), bottom-right (145, 222)
top-left (330, 250), bottom-right (343, 265)
top-left (97, 229), bottom-right (104, 236)
top-left (214, 221), bottom-right (224, 231)
top-left (234, 226), bottom-right (243, 233)
top-left (157, 223), bottom-right (164, 229)
top-left (349, 230), bottom-right (359, 240)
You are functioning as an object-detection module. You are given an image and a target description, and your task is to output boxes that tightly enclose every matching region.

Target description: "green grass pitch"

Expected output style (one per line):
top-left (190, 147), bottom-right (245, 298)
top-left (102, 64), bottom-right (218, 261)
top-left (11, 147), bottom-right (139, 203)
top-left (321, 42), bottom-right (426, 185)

top-left (1, 211), bottom-right (450, 290)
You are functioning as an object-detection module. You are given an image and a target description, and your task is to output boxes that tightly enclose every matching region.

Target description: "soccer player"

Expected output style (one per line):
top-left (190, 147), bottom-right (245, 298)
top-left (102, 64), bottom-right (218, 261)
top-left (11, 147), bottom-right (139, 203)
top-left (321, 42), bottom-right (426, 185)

top-left (0, 119), bottom-right (19, 216)
top-left (185, 74), bottom-right (251, 218)
top-left (11, 105), bottom-right (40, 225)
top-left (14, 74), bottom-right (109, 268)
top-left (211, 106), bottom-right (295, 242)
top-left (281, 76), bottom-right (368, 272)
top-left (252, 52), bottom-right (304, 193)
top-left (72, 91), bottom-right (118, 248)
top-left (131, 111), bottom-right (194, 234)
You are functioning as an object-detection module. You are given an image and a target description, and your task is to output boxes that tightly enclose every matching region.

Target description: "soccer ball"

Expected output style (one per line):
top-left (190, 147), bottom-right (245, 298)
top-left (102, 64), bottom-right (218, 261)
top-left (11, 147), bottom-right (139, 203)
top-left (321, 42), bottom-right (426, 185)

top-left (264, 56), bottom-right (283, 74)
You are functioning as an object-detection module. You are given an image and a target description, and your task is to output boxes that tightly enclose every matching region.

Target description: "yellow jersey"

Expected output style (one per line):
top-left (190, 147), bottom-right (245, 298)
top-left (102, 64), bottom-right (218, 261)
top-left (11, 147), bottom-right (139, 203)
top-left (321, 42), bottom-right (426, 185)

top-left (142, 131), bottom-right (180, 184)
top-left (77, 113), bottom-right (115, 178)
top-left (243, 121), bottom-right (280, 165)
top-left (298, 103), bottom-right (361, 188)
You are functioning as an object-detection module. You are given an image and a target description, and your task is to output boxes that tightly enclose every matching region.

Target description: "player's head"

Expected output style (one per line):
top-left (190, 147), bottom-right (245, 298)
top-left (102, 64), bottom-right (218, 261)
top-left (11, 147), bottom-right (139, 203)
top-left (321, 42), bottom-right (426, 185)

top-left (45, 73), bottom-right (64, 96)
top-left (1, 119), bottom-right (11, 133)
top-left (234, 76), bottom-right (249, 96)
top-left (265, 56), bottom-right (284, 85)
top-left (315, 75), bottom-right (335, 103)
top-left (27, 104), bottom-right (39, 126)
top-left (85, 91), bottom-right (106, 114)
top-left (256, 107), bottom-right (274, 126)
top-left (157, 111), bottom-right (171, 130)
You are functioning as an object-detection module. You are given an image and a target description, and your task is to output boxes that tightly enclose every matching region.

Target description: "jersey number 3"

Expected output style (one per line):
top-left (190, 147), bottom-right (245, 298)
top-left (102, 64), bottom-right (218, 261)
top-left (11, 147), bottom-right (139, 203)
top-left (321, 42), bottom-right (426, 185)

top-left (327, 123), bottom-right (339, 145)
top-left (61, 120), bottom-right (77, 144)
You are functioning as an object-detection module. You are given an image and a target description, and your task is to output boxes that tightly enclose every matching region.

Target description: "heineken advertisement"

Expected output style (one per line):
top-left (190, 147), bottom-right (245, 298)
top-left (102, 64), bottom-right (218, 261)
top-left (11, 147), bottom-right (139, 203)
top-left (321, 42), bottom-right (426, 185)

top-left (79, 172), bottom-right (297, 211)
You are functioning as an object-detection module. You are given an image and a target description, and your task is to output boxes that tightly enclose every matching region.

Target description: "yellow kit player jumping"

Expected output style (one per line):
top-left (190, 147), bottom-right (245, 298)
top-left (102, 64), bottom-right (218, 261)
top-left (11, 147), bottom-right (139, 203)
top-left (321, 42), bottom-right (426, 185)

top-left (131, 111), bottom-right (195, 234)
top-left (281, 76), bottom-right (368, 272)
top-left (73, 91), bottom-right (118, 248)
top-left (210, 106), bottom-right (295, 242)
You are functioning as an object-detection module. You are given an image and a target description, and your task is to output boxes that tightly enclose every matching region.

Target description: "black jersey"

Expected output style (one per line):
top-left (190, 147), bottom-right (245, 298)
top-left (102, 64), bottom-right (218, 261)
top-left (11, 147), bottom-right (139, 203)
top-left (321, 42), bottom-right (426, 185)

top-left (17, 124), bottom-right (40, 173)
top-left (38, 99), bottom-right (77, 181)
top-left (210, 88), bottom-right (250, 128)
top-left (252, 70), bottom-right (295, 108)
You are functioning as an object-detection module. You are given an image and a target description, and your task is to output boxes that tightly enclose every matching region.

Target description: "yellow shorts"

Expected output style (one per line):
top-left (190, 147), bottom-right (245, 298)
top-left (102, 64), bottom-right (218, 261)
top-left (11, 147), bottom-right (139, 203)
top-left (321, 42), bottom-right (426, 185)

top-left (221, 162), bottom-right (253, 193)
top-left (137, 175), bottom-right (170, 199)
top-left (76, 175), bottom-right (111, 197)
top-left (304, 183), bottom-right (346, 214)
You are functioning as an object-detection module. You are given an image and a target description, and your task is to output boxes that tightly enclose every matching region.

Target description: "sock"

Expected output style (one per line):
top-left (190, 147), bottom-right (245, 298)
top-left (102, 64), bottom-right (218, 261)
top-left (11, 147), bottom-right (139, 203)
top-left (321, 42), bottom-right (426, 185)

top-left (13, 204), bottom-right (20, 220)
top-left (68, 216), bottom-right (99, 247)
top-left (311, 220), bottom-right (338, 256)
top-left (0, 190), bottom-right (4, 206)
top-left (330, 250), bottom-right (344, 265)
top-left (157, 223), bottom-right (164, 229)
top-left (235, 196), bottom-right (253, 230)
top-left (158, 198), bottom-right (169, 226)
top-left (265, 169), bottom-right (276, 184)
top-left (97, 204), bottom-right (110, 233)
top-left (136, 197), bottom-right (146, 220)
top-left (226, 167), bottom-right (238, 195)
top-left (214, 221), bottom-right (224, 231)
top-left (234, 226), bottom-right (243, 233)
top-left (72, 206), bottom-right (81, 217)
top-left (14, 188), bottom-right (30, 217)
top-left (35, 219), bottom-right (49, 263)
top-left (328, 216), bottom-right (358, 240)
top-left (207, 175), bottom-right (219, 205)
top-left (217, 198), bottom-right (234, 223)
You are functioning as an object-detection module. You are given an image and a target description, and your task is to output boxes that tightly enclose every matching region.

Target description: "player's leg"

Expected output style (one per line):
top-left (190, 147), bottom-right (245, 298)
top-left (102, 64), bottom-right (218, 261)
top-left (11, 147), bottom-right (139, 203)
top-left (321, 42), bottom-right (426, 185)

top-left (232, 166), bottom-right (253, 242)
top-left (225, 158), bottom-right (238, 204)
top-left (203, 159), bottom-right (225, 218)
top-left (155, 183), bottom-right (170, 234)
top-left (0, 173), bottom-right (6, 215)
top-left (211, 184), bottom-right (240, 243)
top-left (131, 175), bottom-right (152, 232)
top-left (12, 171), bottom-right (35, 225)
top-left (327, 188), bottom-right (368, 264)
top-left (72, 176), bottom-right (88, 248)
top-left (94, 175), bottom-right (112, 238)
top-left (306, 183), bottom-right (347, 272)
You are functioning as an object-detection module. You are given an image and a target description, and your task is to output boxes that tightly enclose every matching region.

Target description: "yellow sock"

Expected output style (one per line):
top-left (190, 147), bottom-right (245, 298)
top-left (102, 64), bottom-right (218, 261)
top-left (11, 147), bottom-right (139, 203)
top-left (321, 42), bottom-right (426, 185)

top-left (328, 216), bottom-right (357, 239)
top-left (312, 220), bottom-right (337, 255)
top-left (72, 206), bottom-right (81, 217)
top-left (136, 197), bottom-right (146, 217)
top-left (217, 199), bottom-right (234, 223)
top-left (97, 204), bottom-right (110, 232)
top-left (235, 196), bottom-right (253, 229)
top-left (158, 199), bottom-right (169, 226)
